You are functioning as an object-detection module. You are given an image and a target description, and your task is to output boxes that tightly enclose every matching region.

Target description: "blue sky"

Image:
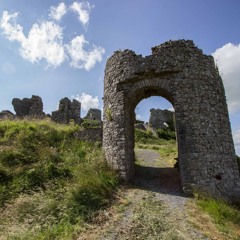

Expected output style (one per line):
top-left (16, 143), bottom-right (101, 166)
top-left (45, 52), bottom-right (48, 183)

top-left (0, 1), bottom-right (240, 154)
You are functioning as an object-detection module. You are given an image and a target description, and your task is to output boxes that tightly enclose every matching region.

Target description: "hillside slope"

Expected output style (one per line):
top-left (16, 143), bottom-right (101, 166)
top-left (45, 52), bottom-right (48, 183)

top-left (0, 119), bottom-right (118, 239)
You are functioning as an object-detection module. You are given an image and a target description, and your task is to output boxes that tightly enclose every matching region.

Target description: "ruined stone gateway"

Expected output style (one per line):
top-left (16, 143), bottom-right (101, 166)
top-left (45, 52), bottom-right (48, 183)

top-left (103, 40), bottom-right (240, 199)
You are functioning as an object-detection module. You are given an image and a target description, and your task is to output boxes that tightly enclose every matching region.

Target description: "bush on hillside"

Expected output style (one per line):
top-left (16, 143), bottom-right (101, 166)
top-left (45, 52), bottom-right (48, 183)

top-left (135, 128), bottom-right (162, 145)
top-left (81, 119), bottom-right (101, 129)
top-left (156, 128), bottom-right (176, 140)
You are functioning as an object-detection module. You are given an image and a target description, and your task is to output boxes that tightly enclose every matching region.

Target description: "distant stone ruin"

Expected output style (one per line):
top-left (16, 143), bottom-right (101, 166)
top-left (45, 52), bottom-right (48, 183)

top-left (84, 108), bottom-right (101, 121)
top-left (0, 110), bottom-right (14, 120)
top-left (149, 108), bottom-right (174, 129)
top-left (12, 95), bottom-right (45, 118)
top-left (52, 97), bottom-right (81, 124)
top-left (0, 95), bottom-right (105, 142)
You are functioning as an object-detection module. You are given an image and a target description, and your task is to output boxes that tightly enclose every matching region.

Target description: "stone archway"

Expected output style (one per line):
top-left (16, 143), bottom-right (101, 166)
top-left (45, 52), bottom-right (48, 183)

top-left (103, 40), bottom-right (240, 199)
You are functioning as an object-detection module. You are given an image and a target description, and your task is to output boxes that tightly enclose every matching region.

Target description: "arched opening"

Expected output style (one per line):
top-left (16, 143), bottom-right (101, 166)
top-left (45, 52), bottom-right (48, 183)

top-left (133, 96), bottom-right (181, 193)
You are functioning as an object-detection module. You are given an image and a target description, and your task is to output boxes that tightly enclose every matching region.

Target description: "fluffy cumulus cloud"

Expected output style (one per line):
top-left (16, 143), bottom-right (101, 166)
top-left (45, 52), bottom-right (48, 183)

top-left (22, 22), bottom-right (65, 66)
top-left (49, 2), bottom-right (67, 21)
top-left (0, 11), bottom-right (65, 67)
top-left (66, 35), bottom-right (105, 70)
top-left (1, 11), bottom-right (65, 67)
top-left (73, 93), bottom-right (99, 111)
top-left (0, 11), bottom-right (25, 42)
top-left (212, 43), bottom-right (240, 114)
top-left (70, 1), bottom-right (92, 27)
top-left (0, 1), bottom-right (104, 70)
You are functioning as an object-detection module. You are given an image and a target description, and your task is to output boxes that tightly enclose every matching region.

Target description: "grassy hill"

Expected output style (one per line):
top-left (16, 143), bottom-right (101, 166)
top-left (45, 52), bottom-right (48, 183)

top-left (0, 120), bottom-right (239, 239)
top-left (0, 119), bottom-right (118, 239)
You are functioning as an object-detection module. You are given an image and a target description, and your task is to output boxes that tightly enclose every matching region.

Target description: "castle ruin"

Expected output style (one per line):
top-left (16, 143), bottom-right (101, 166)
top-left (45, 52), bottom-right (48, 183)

top-left (149, 108), bottom-right (174, 129)
top-left (103, 40), bottom-right (240, 200)
top-left (52, 97), bottom-right (81, 124)
top-left (12, 95), bottom-right (45, 118)
top-left (84, 108), bottom-right (101, 121)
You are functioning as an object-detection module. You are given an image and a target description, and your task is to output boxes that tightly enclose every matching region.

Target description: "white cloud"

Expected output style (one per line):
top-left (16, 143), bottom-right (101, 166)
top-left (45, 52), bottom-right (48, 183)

top-left (233, 128), bottom-right (240, 156)
top-left (212, 43), bottom-right (240, 114)
top-left (136, 114), bottom-right (142, 120)
top-left (1, 11), bottom-right (65, 67)
top-left (0, 9), bottom-right (105, 69)
top-left (233, 129), bottom-right (240, 147)
top-left (70, 1), bottom-right (92, 28)
top-left (21, 21), bottom-right (65, 67)
top-left (0, 11), bottom-right (25, 42)
top-left (73, 93), bottom-right (99, 111)
top-left (66, 35), bottom-right (105, 70)
top-left (168, 106), bottom-right (175, 112)
top-left (49, 2), bottom-right (67, 21)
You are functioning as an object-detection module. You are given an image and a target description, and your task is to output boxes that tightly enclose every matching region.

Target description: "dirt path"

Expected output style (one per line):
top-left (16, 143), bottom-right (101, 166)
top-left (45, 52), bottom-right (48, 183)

top-left (78, 149), bottom-right (209, 240)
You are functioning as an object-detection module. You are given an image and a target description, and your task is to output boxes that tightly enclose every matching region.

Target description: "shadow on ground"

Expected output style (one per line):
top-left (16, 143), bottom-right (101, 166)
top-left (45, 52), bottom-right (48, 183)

top-left (133, 164), bottom-right (182, 196)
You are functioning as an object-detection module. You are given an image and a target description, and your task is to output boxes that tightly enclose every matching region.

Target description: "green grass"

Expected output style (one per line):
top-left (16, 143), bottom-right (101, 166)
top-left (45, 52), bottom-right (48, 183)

top-left (135, 128), bottom-right (177, 167)
top-left (135, 128), bottom-right (161, 145)
top-left (135, 128), bottom-right (176, 145)
top-left (156, 128), bottom-right (176, 140)
top-left (0, 119), bottom-right (118, 239)
top-left (196, 196), bottom-right (240, 238)
top-left (81, 119), bottom-right (101, 129)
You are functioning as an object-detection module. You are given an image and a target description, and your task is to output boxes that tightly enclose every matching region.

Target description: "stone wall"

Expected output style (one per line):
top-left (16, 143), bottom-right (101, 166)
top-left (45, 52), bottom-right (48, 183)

top-left (52, 98), bottom-right (81, 124)
top-left (74, 127), bottom-right (102, 142)
top-left (12, 95), bottom-right (45, 118)
top-left (149, 108), bottom-right (174, 129)
top-left (84, 108), bottom-right (101, 121)
top-left (0, 110), bottom-right (14, 120)
top-left (103, 39), bottom-right (240, 200)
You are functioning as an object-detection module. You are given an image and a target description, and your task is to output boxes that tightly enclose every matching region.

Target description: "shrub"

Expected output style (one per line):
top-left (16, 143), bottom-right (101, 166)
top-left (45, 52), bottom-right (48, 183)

top-left (81, 119), bottom-right (101, 129)
top-left (135, 129), bottom-right (161, 145)
top-left (0, 167), bottom-right (11, 184)
top-left (156, 128), bottom-right (176, 140)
